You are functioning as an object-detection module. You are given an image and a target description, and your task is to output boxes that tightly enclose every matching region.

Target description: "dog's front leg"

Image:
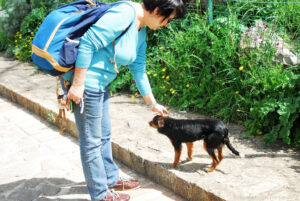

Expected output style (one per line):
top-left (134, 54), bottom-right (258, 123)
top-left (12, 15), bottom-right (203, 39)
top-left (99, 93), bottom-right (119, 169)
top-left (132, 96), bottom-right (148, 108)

top-left (172, 142), bottom-right (182, 168)
top-left (186, 142), bottom-right (194, 161)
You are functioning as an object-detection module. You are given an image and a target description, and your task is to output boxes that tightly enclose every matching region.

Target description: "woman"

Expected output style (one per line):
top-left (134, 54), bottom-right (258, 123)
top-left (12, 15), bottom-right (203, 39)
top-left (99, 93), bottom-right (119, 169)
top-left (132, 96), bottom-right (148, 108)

top-left (64, 0), bottom-right (186, 200)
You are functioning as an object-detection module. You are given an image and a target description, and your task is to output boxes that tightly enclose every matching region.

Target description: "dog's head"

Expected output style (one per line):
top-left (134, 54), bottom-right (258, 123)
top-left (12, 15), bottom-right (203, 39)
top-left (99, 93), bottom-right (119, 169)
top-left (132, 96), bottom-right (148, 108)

top-left (149, 115), bottom-right (165, 129)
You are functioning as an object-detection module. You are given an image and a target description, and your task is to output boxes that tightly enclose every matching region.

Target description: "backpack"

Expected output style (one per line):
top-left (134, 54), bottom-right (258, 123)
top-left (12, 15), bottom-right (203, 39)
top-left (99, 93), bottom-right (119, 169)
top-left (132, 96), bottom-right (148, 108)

top-left (31, 0), bottom-right (130, 76)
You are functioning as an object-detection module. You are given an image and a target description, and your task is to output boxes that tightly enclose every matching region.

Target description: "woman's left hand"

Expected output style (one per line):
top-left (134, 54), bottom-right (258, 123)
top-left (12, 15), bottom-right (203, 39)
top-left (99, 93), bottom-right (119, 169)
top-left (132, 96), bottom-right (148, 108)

top-left (151, 103), bottom-right (168, 116)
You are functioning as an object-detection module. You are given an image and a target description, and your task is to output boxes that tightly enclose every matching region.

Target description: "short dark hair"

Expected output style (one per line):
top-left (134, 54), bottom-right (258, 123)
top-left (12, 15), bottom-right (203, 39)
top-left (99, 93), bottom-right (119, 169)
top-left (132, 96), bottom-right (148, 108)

top-left (143, 0), bottom-right (186, 20)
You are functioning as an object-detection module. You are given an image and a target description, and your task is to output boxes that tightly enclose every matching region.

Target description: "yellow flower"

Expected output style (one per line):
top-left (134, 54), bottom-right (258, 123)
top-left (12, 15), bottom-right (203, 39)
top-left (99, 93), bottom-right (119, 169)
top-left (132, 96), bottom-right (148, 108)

top-left (235, 91), bottom-right (239, 95)
top-left (159, 46), bottom-right (164, 50)
top-left (166, 76), bottom-right (170, 80)
top-left (186, 84), bottom-right (190, 88)
top-left (130, 95), bottom-right (135, 100)
top-left (147, 71), bottom-right (151, 75)
top-left (19, 36), bottom-right (22, 39)
top-left (171, 90), bottom-right (175, 94)
top-left (222, 82), bottom-right (225, 86)
top-left (31, 32), bottom-right (33, 35)
top-left (153, 73), bottom-right (157, 77)
top-left (170, 88), bottom-right (174, 92)
top-left (162, 68), bottom-right (166, 72)
top-left (239, 66), bottom-right (244, 71)
top-left (134, 92), bottom-right (139, 96)
top-left (162, 86), bottom-right (165, 89)
top-left (15, 40), bottom-right (17, 43)
top-left (256, 129), bottom-right (262, 135)
top-left (162, 75), bottom-right (165, 79)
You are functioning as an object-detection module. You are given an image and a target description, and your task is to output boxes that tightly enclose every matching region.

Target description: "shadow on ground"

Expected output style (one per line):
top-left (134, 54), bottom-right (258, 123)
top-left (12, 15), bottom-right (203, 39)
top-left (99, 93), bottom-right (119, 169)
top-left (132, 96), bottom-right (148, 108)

top-left (0, 178), bottom-right (89, 201)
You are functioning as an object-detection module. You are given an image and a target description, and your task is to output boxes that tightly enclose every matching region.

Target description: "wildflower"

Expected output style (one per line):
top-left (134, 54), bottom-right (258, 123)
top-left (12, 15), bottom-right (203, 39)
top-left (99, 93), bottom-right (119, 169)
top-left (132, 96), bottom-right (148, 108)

top-left (170, 88), bottom-right (174, 92)
top-left (276, 42), bottom-right (280, 46)
top-left (162, 68), bottom-right (166, 72)
top-left (31, 32), bottom-right (34, 35)
top-left (171, 90), bottom-right (175, 94)
top-left (135, 92), bottom-right (139, 96)
top-left (130, 95), bottom-right (135, 100)
top-left (222, 82), bottom-right (225, 86)
top-left (259, 36), bottom-right (262, 39)
top-left (15, 40), bottom-right (17, 43)
top-left (239, 66), bottom-right (244, 71)
top-left (162, 75), bottom-right (165, 79)
top-left (264, 26), bottom-right (267, 30)
top-left (153, 73), bottom-right (157, 77)
top-left (132, 80), bottom-right (136, 83)
top-left (162, 86), bottom-right (165, 89)
top-left (273, 26), bottom-right (276, 29)
top-left (166, 76), bottom-right (170, 80)
top-left (147, 71), bottom-right (151, 75)
top-left (159, 46), bottom-right (164, 50)
top-left (235, 91), bottom-right (239, 95)
top-left (186, 84), bottom-right (190, 88)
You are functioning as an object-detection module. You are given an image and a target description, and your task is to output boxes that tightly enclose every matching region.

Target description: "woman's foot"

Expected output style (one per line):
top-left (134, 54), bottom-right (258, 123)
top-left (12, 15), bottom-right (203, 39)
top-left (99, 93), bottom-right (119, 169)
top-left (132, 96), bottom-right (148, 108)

top-left (99, 189), bottom-right (130, 201)
top-left (110, 177), bottom-right (140, 191)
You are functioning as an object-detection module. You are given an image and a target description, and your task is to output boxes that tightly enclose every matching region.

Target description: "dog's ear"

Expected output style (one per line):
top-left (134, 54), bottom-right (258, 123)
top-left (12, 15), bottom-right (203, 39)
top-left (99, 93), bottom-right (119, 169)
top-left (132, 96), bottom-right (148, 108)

top-left (157, 118), bottom-right (164, 128)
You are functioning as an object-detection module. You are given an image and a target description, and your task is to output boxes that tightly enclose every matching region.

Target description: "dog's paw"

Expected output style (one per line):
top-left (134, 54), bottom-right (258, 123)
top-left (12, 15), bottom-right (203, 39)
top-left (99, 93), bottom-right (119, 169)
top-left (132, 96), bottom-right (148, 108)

top-left (204, 168), bottom-right (214, 173)
top-left (187, 157), bottom-right (193, 161)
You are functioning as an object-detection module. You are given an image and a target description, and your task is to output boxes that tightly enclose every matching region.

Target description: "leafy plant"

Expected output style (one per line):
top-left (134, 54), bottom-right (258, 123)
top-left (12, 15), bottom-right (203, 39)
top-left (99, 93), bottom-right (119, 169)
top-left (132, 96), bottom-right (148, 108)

top-left (10, 6), bottom-right (47, 61)
top-left (0, 0), bottom-right (31, 38)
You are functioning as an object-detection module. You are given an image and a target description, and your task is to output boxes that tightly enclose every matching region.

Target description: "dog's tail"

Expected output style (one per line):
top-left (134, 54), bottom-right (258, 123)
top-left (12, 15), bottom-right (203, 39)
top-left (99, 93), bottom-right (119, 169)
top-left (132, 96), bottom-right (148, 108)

top-left (225, 137), bottom-right (245, 158)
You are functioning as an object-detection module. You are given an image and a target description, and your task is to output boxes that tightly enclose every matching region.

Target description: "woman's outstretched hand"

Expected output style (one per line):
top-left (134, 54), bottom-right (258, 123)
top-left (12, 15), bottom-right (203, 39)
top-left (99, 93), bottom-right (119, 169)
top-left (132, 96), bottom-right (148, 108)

top-left (151, 103), bottom-right (168, 116)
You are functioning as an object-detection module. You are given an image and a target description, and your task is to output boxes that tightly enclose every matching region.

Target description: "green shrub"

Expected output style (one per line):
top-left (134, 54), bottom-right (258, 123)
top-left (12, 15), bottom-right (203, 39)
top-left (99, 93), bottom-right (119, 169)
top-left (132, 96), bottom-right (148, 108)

top-left (11, 6), bottom-right (47, 61)
top-left (0, 29), bottom-right (7, 51)
top-left (0, 0), bottom-right (31, 38)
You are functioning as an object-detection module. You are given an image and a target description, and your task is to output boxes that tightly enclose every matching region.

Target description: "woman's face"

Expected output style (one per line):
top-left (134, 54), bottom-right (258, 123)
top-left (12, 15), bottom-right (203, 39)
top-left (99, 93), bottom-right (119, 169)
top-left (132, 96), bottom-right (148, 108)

top-left (147, 8), bottom-right (176, 30)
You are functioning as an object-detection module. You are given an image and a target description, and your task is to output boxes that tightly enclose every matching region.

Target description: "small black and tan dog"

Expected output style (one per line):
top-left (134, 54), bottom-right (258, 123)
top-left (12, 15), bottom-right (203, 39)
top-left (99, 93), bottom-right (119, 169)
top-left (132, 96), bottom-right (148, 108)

top-left (149, 115), bottom-right (244, 172)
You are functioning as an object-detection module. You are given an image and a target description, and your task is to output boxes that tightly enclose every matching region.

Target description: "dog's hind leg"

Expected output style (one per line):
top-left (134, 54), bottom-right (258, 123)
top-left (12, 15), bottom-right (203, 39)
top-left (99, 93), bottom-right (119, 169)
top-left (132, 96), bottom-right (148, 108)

top-left (203, 141), bottom-right (218, 172)
top-left (186, 142), bottom-right (194, 161)
top-left (217, 146), bottom-right (224, 164)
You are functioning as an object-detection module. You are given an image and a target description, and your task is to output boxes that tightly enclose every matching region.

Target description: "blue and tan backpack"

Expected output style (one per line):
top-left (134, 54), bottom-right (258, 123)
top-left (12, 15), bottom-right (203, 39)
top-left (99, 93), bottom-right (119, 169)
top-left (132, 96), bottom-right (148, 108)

top-left (31, 0), bottom-right (130, 76)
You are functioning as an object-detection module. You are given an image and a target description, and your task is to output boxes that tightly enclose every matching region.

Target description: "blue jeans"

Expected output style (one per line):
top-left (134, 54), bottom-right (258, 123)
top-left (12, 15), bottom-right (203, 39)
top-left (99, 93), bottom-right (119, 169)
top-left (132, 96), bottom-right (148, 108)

top-left (73, 89), bottom-right (119, 201)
